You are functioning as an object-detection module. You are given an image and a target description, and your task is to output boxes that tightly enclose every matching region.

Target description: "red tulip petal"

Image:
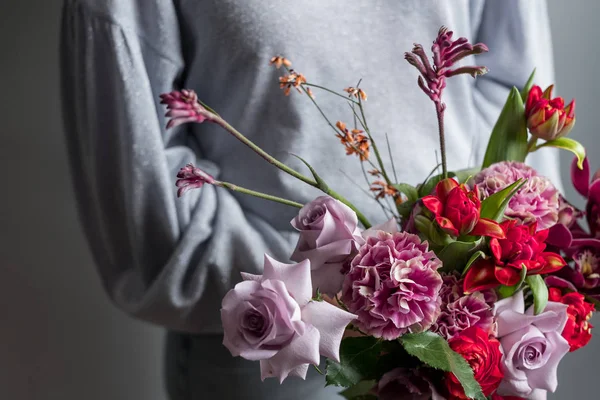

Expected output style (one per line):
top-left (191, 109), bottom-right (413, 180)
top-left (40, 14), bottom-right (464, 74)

top-left (489, 238), bottom-right (502, 261)
top-left (435, 178), bottom-right (459, 202)
top-left (526, 85), bottom-right (543, 115)
top-left (470, 218), bottom-right (506, 239)
top-left (463, 259), bottom-right (499, 294)
top-left (542, 84), bottom-right (555, 99)
top-left (422, 195), bottom-right (443, 216)
top-left (494, 265), bottom-right (521, 286)
top-left (435, 216), bottom-right (459, 237)
top-left (565, 99), bottom-right (576, 117)
top-left (540, 252), bottom-right (567, 274)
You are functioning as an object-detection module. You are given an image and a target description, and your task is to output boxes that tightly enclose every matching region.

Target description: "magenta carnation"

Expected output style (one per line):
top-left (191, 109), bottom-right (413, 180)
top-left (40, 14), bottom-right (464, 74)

top-left (341, 231), bottom-right (443, 340)
top-left (431, 275), bottom-right (495, 340)
top-left (471, 161), bottom-right (560, 230)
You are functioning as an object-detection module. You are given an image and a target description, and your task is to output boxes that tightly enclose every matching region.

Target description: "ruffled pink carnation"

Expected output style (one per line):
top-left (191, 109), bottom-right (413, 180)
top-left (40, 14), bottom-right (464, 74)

top-left (431, 275), bottom-right (495, 340)
top-left (341, 231), bottom-right (443, 340)
top-left (471, 161), bottom-right (560, 230)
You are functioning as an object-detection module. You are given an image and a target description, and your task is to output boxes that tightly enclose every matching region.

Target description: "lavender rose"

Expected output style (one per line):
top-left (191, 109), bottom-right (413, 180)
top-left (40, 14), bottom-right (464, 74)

top-left (342, 231), bottom-right (443, 340)
top-left (291, 196), bottom-right (365, 296)
top-left (471, 161), bottom-right (560, 230)
top-left (494, 290), bottom-right (569, 399)
top-left (221, 255), bottom-right (356, 382)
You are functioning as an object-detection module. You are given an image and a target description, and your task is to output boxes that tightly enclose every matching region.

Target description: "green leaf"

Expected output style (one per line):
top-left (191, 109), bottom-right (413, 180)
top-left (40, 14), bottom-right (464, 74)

top-left (414, 215), bottom-right (452, 247)
top-left (526, 275), bottom-right (548, 315)
top-left (292, 154), bottom-right (330, 191)
top-left (400, 332), bottom-right (486, 400)
top-left (453, 167), bottom-right (481, 184)
top-left (438, 239), bottom-right (483, 272)
top-left (482, 87), bottom-right (529, 167)
top-left (498, 266), bottom-right (528, 298)
top-left (520, 68), bottom-right (537, 102)
top-left (340, 380), bottom-right (377, 400)
top-left (326, 337), bottom-right (382, 387)
top-left (461, 250), bottom-right (485, 277)
top-left (397, 200), bottom-right (416, 220)
top-left (536, 137), bottom-right (586, 169)
top-left (480, 179), bottom-right (527, 222)
top-left (393, 183), bottom-right (419, 202)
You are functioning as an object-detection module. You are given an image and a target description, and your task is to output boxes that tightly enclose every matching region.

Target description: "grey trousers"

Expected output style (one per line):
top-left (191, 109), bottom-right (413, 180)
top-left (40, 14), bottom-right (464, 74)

top-left (165, 332), bottom-right (343, 400)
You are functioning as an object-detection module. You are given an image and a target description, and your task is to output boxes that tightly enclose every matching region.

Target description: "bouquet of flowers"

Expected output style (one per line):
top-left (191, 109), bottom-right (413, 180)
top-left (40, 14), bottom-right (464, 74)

top-left (160, 26), bottom-right (594, 400)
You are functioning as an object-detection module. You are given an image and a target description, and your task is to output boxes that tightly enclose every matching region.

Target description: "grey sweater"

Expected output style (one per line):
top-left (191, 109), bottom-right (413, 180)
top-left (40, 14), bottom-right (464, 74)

top-left (60, 0), bottom-right (559, 334)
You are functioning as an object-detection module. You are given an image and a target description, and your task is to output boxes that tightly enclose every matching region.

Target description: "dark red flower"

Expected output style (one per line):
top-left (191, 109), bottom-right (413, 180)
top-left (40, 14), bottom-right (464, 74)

top-left (422, 178), bottom-right (504, 239)
top-left (548, 288), bottom-right (594, 352)
top-left (464, 220), bottom-right (566, 293)
top-left (445, 327), bottom-right (504, 399)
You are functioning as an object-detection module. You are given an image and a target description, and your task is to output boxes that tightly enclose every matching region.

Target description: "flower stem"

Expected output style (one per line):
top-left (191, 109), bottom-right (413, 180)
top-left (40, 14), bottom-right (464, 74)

top-left (217, 181), bottom-right (304, 208)
top-left (435, 102), bottom-right (448, 178)
top-left (357, 98), bottom-right (394, 187)
top-left (209, 113), bottom-right (317, 187)
top-left (527, 136), bottom-right (538, 153)
top-left (199, 109), bottom-right (372, 228)
top-left (303, 83), bottom-right (360, 104)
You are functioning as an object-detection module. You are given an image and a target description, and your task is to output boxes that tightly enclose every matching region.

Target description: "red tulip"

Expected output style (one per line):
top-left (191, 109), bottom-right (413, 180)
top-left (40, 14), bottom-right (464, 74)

top-left (464, 220), bottom-right (566, 293)
top-left (422, 178), bottom-right (504, 239)
top-left (525, 85), bottom-right (575, 141)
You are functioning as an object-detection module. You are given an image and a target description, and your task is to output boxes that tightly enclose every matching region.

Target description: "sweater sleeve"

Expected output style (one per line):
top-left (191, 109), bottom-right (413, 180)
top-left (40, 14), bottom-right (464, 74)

top-left (60, 0), bottom-right (296, 333)
top-left (472, 0), bottom-right (563, 188)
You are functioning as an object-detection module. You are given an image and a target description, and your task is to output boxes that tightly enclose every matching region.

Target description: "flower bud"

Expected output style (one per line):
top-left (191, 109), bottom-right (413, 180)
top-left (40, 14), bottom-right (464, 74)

top-left (525, 85), bottom-right (575, 141)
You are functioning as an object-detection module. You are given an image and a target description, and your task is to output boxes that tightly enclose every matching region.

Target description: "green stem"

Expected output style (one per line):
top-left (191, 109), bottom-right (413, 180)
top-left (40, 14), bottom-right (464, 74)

top-left (209, 114), bottom-right (317, 187)
top-left (217, 181), bottom-right (304, 208)
top-left (435, 102), bottom-right (448, 178)
top-left (303, 83), bottom-right (360, 104)
top-left (200, 110), bottom-right (372, 228)
top-left (357, 98), bottom-right (394, 186)
top-left (527, 136), bottom-right (538, 153)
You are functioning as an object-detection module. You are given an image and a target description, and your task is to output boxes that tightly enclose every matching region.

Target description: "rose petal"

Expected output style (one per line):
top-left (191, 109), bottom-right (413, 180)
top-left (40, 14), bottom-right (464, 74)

top-left (262, 255), bottom-right (312, 305)
top-left (524, 332), bottom-right (569, 392)
top-left (301, 301), bottom-right (357, 362)
top-left (309, 261), bottom-right (346, 297)
top-left (259, 325), bottom-right (321, 383)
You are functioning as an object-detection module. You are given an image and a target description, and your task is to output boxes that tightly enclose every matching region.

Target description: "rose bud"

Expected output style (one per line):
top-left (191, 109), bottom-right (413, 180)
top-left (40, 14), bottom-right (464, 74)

top-left (525, 84), bottom-right (575, 141)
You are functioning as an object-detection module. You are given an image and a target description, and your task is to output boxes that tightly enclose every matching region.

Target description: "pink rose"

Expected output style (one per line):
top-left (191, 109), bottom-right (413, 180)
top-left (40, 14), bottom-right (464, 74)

top-left (494, 291), bottom-right (569, 400)
top-left (221, 255), bottom-right (356, 382)
top-left (291, 196), bottom-right (365, 296)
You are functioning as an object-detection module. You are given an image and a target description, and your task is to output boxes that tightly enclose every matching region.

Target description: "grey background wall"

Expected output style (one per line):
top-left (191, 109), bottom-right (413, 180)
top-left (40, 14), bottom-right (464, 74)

top-left (0, 1), bottom-right (597, 399)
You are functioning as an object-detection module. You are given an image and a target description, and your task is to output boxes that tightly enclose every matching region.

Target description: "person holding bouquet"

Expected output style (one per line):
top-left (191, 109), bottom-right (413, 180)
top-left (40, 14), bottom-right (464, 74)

top-left (60, 0), bottom-right (561, 399)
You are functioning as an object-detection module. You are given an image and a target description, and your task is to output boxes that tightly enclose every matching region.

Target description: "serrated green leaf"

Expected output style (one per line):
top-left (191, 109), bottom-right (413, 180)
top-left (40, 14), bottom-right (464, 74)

top-left (292, 154), bottom-right (330, 191)
top-left (526, 275), bottom-right (548, 315)
top-left (537, 137), bottom-right (586, 169)
top-left (461, 250), bottom-right (485, 277)
top-left (340, 380), bottom-right (377, 400)
top-left (400, 332), bottom-right (486, 400)
top-left (326, 337), bottom-right (382, 387)
top-left (480, 179), bottom-right (526, 222)
top-left (393, 183), bottom-right (419, 202)
top-left (520, 68), bottom-right (536, 102)
top-left (482, 87), bottom-right (529, 168)
top-left (498, 266), bottom-right (528, 298)
top-left (438, 239), bottom-right (483, 272)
